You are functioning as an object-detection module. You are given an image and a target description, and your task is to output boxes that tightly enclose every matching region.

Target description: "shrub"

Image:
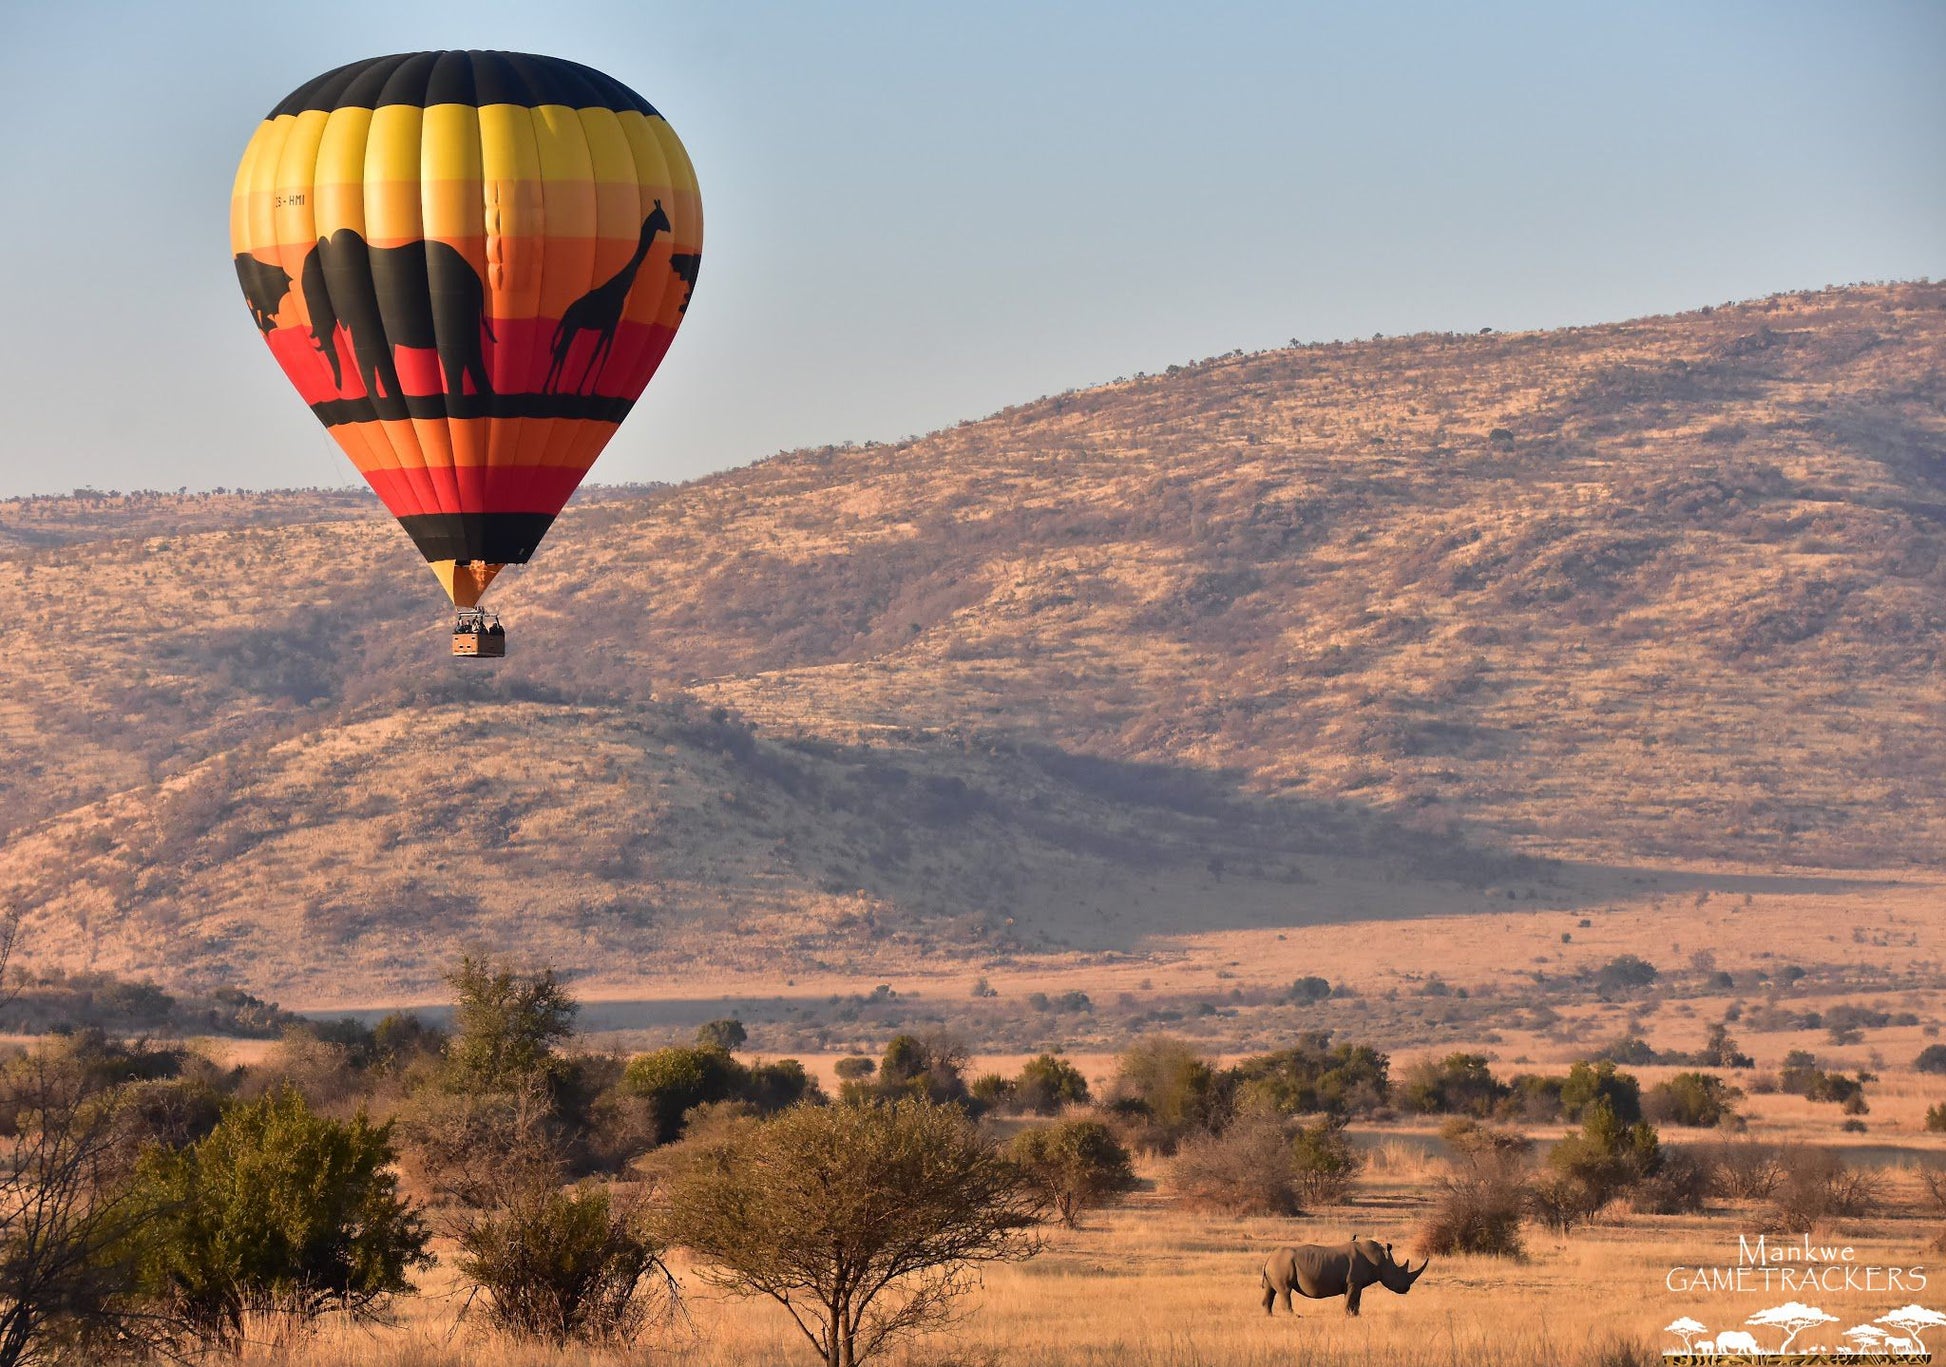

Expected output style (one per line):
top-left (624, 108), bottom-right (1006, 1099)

top-left (1440, 1117), bottom-right (1534, 1163)
top-left (624, 1047), bottom-right (747, 1146)
top-left (1229, 1033), bottom-right (1389, 1117)
top-left (1014, 1054), bottom-right (1090, 1115)
top-left (1290, 1115), bottom-right (1363, 1204)
top-left (852, 1033), bottom-right (969, 1107)
top-left (741, 1059), bottom-right (822, 1113)
top-left (1547, 1100), bottom-right (1661, 1209)
top-left (1560, 1061), bottom-right (1643, 1125)
top-left (1692, 1138), bottom-right (1783, 1204)
top-left (1419, 1164), bottom-right (1527, 1257)
top-left (1398, 1053), bottom-right (1504, 1116)
top-left (444, 958), bottom-right (577, 1094)
top-left (129, 1087), bottom-right (430, 1347)
top-left (833, 1056), bottom-right (876, 1081)
top-left (1006, 1119), bottom-right (1137, 1226)
top-left (1644, 1073), bottom-right (1741, 1128)
top-left (1696, 1022), bottom-right (1754, 1069)
top-left (1916, 1045), bottom-right (1946, 1075)
top-left (1594, 955), bottom-right (1658, 993)
top-left (694, 1019), bottom-right (747, 1051)
top-left (1593, 1036), bottom-right (1658, 1066)
top-left (1497, 1073), bottom-right (1568, 1122)
top-left (1776, 1050), bottom-right (1868, 1109)
top-left (1109, 1038), bottom-right (1227, 1150)
top-left (1287, 976), bottom-right (1332, 1005)
top-left (1631, 1145), bottom-right (1710, 1214)
top-left (1769, 1147), bottom-right (1881, 1228)
top-left (969, 1073), bottom-right (1016, 1110)
top-left (454, 1182), bottom-right (674, 1345)
top-left (1926, 1103), bottom-right (1946, 1134)
top-left (1169, 1116), bottom-right (1299, 1216)
top-left (1528, 1169), bottom-right (1596, 1235)
top-left (396, 1088), bottom-right (562, 1207)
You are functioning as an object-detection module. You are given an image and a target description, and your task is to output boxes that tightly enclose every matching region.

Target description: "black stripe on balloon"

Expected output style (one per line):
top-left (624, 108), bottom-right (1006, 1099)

top-left (268, 51), bottom-right (656, 117)
top-left (397, 512), bottom-right (557, 565)
top-left (309, 393), bottom-right (633, 426)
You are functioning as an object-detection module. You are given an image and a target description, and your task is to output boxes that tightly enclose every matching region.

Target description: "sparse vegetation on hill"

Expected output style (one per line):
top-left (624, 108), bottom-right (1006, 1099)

top-left (3, 285), bottom-right (1946, 996)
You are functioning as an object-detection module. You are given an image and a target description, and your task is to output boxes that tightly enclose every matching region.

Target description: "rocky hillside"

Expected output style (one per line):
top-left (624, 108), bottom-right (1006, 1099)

top-left (3, 283), bottom-right (1942, 999)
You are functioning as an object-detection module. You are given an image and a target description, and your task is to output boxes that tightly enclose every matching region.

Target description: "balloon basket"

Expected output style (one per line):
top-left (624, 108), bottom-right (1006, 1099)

top-left (452, 609), bottom-right (506, 659)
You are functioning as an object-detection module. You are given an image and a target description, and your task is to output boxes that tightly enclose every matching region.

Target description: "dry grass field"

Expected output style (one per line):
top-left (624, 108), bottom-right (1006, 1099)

top-left (5, 286), bottom-right (1945, 1365)
top-left (213, 1151), bottom-right (1946, 1367)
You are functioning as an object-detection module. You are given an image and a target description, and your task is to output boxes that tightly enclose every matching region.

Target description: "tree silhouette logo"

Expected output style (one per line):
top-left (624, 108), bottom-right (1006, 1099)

top-left (1660, 1300), bottom-right (1939, 1360)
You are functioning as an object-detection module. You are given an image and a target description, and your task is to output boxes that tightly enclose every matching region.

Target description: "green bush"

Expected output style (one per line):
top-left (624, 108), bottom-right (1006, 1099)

top-left (1777, 1051), bottom-right (1868, 1109)
top-left (1229, 1032), bottom-right (1389, 1116)
top-left (1498, 1073), bottom-right (1568, 1122)
top-left (1289, 1115), bottom-right (1363, 1204)
top-left (623, 1047), bottom-right (746, 1145)
top-left (1593, 955), bottom-right (1658, 993)
top-left (1399, 1053), bottom-right (1504, 1116)
top-left (1560, 1060), bottom-right (1642, 1125)
top-left (1925, 1103), bottom-right (1946, 1134)
top-left (454, 1182), bottom-right (672, 1345)
top-left (129, 1087), bottom-right (430, 1346)
top-left (844, 1034), bottom-right (970, 1107)
top-left (1006, 1119), bottom-right (1137, 1226)
top-left (743, 1058), bottom-right (821, 1112)
top-left (1644, 1072), bottom-right (1740, 1128)
top-left (1014, 1055), bottom-right (1090, 1115)
top-left (661, 1100), bottom-right (1040, 1367)
top-left (1916, 1045), bottom-right (1946, 1075)
top-left (1287, 976), bottom-right (1333, 1005)
top-left (695, 1019), bottom-right (747, 1051)
top-left (969, 1073), bottom-right (1016, 1110)
top-left (444, 958), bottom-right (578, 1094)
top-left (1547, 1099), bottom-right (1661, 1210)
top-left (1631, 1145), bottom-right (1710, 1214)
top-left (1108, 1038), bottom-right (1227, 1150)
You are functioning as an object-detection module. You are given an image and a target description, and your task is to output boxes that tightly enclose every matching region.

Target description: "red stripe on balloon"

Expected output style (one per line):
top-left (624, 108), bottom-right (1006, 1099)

top-left (361, 463), bottom-right (592, 519)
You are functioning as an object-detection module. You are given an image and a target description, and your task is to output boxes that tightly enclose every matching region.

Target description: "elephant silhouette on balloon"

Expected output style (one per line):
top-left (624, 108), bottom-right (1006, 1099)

top-left (300, 229), bottom-right (495, 399)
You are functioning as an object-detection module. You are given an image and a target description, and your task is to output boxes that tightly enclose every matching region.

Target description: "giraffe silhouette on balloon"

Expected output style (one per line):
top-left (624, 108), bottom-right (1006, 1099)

top-left (543, 202), bottom-right (672, 396)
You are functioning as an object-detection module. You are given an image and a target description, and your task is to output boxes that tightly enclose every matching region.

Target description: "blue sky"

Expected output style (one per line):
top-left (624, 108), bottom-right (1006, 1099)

top-left (0, 1), bottom-right (1940, 496)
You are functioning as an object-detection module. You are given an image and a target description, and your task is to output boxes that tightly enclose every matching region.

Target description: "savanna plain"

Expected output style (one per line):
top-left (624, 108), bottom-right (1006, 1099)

top-left (4, 284), bottom-right (1946, 1364)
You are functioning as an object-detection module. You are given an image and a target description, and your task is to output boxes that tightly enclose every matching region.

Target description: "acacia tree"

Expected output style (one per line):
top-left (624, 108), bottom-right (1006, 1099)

top-left (663, 1100), bottom-right (1043, 1367)
top-left (1006, 1119), bottom-right (1136, 1226)
top-left (1879, 1305), bottom-right (1946, 1352)
top-left (1662, 1317), bottom-right (1706, 1352)
top-left (1746, 1302), bottom-right (1838, 1353)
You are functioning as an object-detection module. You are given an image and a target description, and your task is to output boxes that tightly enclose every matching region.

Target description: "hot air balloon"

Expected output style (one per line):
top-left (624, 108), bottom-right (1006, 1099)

top-left (229, 51), bottom-right (701, 656)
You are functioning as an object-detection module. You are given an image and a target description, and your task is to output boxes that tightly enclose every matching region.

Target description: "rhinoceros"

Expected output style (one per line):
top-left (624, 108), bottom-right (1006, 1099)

top-left (1261, 1237), bottom-right (1428, 1316)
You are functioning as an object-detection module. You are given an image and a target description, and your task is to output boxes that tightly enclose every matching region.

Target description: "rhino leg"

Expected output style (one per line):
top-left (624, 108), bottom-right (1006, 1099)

top-left (1344, 1280), bottom-right (1363, 1317)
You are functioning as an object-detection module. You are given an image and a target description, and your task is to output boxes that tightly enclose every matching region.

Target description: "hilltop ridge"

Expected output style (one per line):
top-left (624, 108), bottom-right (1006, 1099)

top-left (3, 283), bottom-right (1943, 999)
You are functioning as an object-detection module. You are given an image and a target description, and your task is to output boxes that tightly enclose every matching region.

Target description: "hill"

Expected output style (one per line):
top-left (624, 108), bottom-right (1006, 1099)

top-left (3, 283), bottom-right (1944, 1004)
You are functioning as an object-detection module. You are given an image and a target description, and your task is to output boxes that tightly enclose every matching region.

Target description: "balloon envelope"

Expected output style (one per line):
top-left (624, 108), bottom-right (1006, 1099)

top-left (230, 51), bottom-right (701, 605)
